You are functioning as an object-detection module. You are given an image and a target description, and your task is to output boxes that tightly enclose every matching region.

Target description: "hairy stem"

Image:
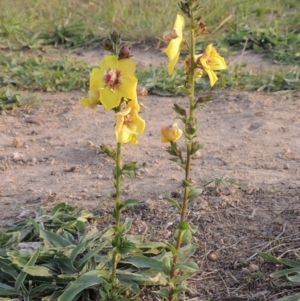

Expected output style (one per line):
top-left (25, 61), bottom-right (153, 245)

top-left (168, 8), bottom-right (196, 301)
top-left (111, 142), bottom-right (122, 286)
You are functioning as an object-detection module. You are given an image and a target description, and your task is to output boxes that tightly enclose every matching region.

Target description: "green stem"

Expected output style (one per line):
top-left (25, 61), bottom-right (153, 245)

top-left (111, 142), bottom-right (122, 286)
top-left (169, 8), bottom-right (196, 301)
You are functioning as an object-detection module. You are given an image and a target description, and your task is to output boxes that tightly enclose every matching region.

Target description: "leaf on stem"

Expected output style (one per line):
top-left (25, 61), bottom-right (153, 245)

top-left (173, 103), bottom-right (187, 118)
top-left (122, 162), bottom-right (138, 171)
top-left (190, 141), bottom-right (206, 155)
top-left (118, 199), bottom-right (139, 211)
top-left (187, 187), bottom-right (203, 201)
top-left (100, 144), bottom-right (116, 161)
top-left (165, 197), bottom-right (182, 211)
top-left (175, 261), bottom-right (199, 272)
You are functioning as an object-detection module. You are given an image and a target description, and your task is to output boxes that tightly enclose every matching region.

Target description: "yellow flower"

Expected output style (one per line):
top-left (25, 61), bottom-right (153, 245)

top-left (199, 44), bottom-right (227, 86)
top-left (89, 55), bottom-right (138, 111)
top-left (115, 105), bottom-right (146, 144)
top-left (161, 123), bottom-right (183, 143)
top-left (163, 14), bottom-right (185, 75)
top-left (81, 68), bottom-right (102, 108)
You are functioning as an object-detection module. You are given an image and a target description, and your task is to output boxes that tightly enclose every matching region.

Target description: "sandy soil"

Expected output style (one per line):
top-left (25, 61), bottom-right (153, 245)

top-left (0, 48), bottom-right (300, 300)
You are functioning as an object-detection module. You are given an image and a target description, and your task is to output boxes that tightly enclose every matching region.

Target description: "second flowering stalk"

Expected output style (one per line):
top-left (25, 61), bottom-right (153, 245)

top-left (160, 1), bottom-right (227, 300)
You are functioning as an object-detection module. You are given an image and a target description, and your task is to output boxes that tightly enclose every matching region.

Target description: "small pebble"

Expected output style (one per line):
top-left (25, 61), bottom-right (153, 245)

top-left (283, 163), bottom-right (290, 170)
top-left (207, 252), bottom-right (219, 262)
top-left (249, 263), bottom-right (259, 272)
top-left (12, 152), bottom-right (23, 161)
top-left (13, 137), bottom-right (22, 148)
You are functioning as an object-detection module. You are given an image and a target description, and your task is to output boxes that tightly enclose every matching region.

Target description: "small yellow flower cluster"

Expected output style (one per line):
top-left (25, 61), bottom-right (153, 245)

top-left (161, 14), bottom-right (227, 143)
top-left (163, 14), bottom-right (227, 86)
top-left (81, 55), bottom-right (145, 144)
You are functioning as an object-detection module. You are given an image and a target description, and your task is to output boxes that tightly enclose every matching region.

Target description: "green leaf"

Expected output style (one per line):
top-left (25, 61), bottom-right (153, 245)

top-left (120, 218), bottom-right (133, 234)
top-left (122, 255), bottom-right (164, 270)
top-left (162, 257), bottom-right (172, 275)
top-left (119, 199), bottom-right (139, 211)
top-left (0, 283), bottom-right (19, 297)
top-left (155, 287), bottom-right (170, 298)
top-left (23, 266), bottom-right (56, 277)
top-left (50, 202), bottom-right (76, 216)
top-left (190, 141), bottom-right (206, 155)
top-left (280, 258), bottom-right (300, 268)
top-left (182, 180), bottom-right (192, 187)
top-left (58, 270), bottom-right (105, 301)
top-left (15, 249), bottom-right (40, 290)
top-left (174, 284), bottom-right (191, 294)
top-left (178, 221), bottom-right (190, 231)
top-left (70, 241), bottom-right (87, 264)
top-left (76, 241), bottom-right (106, 269)
top-left (271, 267), bottom-right (300, 279)
top-left (173, 103), bottom-right (187, 117)
top-left (164, 242), bottom-right (178, 256)
top-left (29, 283), bottom-right (60, 297)
top-left (49, 255), bottom-right (78, 274)
top-left (0, 231), bottom-right (21, 250)
top-left (287, 274), bottom-right (300, 283)
top-left (188, 188), bottom-right (203, 201)
top-left (175, 229), bottom-right (192, 244)
top-left (175, 261), bottom-right (199, 272)
top-left (39, 229), bottom-right (74, 248)
top-left (165, 198), bottom-right (181, 211)
top-left (178, 243), bottom-right (197, 263)
top-left (122, 162), bottom-right (137, 171)
top-left (0, 261), bottom-right (18, 279)
top-left (122, 170), bottom-right (135, 180)
top-left (258, 252), bottom-right (281, 263)
top-left (117, 270), bottom-right (162, 286)
top-left (275, 292), bottom-right (300, 301)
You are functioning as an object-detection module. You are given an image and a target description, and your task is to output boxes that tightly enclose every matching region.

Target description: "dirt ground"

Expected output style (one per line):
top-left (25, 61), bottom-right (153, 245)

top-left (0, 47), bottom-right (300, 300)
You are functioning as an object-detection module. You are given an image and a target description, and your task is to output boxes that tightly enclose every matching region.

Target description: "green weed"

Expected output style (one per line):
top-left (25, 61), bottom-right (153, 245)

top-left (0, 53), bottom-right (91, 92)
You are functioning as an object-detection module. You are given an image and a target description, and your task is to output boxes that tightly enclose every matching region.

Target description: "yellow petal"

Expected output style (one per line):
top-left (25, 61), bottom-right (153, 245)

top-left (127, 94), bottom-right (140, 112)
top-left (163, 14), bottom-right (185, 75)
top-left (127, 112), bottom-right (146, 134)
top-left (116, 106), bottom-right (132, 117)
top-left (167, 51), bottom-right (180, 76)
top-left (99, 55), bottom-right (118, 70)
top-left (117, 76), bottom-right (138, 100)
top-left (101, 87), bottom-right (123, 110)
top-left (116, 127), bottom-right (135, 144)
top-left (209, 55), bottom-right (227, 70)
top-left (173, 14), bottom-right (185, 37)
top-left (118, 58), bottom-right (136, 76)
top-left (115, 106), bottom-right (146, 144)
top-left (90, 68), bottom-right (102, 90)
top-left (206, 69), bottom-right (218, 87)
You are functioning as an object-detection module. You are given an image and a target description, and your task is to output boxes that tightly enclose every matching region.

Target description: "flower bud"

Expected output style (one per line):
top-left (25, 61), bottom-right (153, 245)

top-left (178, 1), bottom-right (190, 17)
top-left (185, 119), bottom-right (197, 135)
top-left (161, 123), bottom-right (183, 143)
top-left (118, 46), bottom-right (131, 59)
top-left (101, 38), bottom-right (113, 52)
top-left (109, 31), bottom-right (121, 45)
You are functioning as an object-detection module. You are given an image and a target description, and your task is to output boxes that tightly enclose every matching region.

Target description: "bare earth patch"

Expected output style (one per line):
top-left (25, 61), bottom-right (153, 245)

top-left (0, 48), bottom-right (300, 300)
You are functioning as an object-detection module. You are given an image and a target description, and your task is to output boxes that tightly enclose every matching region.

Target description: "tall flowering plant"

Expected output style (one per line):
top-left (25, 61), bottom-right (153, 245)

top-left (81, 32), bottom-right (146, 298)
top-left (160, 1), bottom-right (227, 300)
